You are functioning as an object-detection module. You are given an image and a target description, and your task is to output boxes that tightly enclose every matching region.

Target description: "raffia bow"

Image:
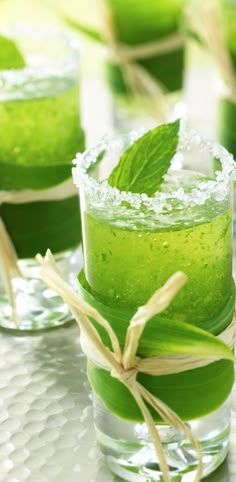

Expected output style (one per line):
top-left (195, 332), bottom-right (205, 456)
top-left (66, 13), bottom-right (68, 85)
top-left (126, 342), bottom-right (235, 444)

top-left (0, 178), bottom-right (77, 323)
top-left (36, 249), bottom-right (236, 482)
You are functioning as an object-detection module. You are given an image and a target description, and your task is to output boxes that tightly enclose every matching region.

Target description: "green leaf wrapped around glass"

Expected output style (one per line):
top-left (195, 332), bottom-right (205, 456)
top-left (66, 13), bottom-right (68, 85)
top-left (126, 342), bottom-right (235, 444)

top-left (0, 28), bottom-right (85, 332)
top-left (73, 121), bottom-right (235, 481)
top-left (68, 0), bottom-right (187, 128)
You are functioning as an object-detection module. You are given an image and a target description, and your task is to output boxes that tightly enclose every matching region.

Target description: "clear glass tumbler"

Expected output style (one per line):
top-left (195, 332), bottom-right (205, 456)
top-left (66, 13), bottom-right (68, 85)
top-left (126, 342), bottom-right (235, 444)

top-left (104, 0), bottom-right (187, 130)
top-left (73, 130), bottom-right (235, 481)
top-left (0, 26), bottom-right (84, 332)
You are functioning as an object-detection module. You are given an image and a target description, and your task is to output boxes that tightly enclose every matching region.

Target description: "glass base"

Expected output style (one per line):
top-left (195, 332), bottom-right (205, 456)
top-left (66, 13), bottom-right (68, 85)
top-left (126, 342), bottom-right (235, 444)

top-left (0, 247), bottom-right (82, 333)
top-left (94, 396), bottom-right (230, 482)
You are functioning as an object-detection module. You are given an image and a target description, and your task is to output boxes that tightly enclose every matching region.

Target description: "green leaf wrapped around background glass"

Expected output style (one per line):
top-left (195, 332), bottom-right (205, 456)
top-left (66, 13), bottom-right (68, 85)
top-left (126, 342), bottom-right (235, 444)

top-left (105, 0), bottom-right (185, 89)
top-left (68, 0), bottom-right (187, 129)
top-left (73, 126), bottom-right (235, 482)
top-left (105, 0), bottom-right (187, 128)
top-left (0, 27), bottom-right (85, 332)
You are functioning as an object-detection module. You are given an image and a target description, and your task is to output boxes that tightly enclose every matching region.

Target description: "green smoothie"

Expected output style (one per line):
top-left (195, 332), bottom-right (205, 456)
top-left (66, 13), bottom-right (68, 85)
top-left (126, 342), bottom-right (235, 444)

top-left (83, 173), bottom-right (232, 325)
top-left (105, 0), bottom-right (186, 95)
top-left (78, 164), bottom-right (234, 421)
top-left (0, 82), bottom-right (83, 170)
top-left (0, 34), bottom-right (84, 258)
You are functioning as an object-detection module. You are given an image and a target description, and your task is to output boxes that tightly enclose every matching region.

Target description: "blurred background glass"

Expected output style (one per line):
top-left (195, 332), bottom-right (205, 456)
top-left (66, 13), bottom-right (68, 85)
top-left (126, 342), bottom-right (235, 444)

top-left (0, 0), bottom-right (222, 143)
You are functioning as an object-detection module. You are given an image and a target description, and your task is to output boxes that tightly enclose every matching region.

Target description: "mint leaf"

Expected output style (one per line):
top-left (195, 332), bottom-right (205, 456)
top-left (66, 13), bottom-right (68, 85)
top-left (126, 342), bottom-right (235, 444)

top-left (0, 35), bottom-right (26, 70)
top-left (108, 120), bottom-right (180, 196)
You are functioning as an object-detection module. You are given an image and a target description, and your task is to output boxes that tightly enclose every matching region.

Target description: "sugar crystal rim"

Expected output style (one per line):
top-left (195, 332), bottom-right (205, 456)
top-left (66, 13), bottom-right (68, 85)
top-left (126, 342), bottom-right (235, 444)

top-left (0, 26), bottom-right (79, 87)
top-left (72, 129), bottom-right (235, 210)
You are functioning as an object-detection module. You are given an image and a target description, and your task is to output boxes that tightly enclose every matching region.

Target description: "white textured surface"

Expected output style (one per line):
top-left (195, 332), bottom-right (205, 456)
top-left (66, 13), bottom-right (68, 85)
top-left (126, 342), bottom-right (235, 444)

top-left (0, 325), bottom-right (120, 482)
top-left (0, 322), bottom-right (235, 482)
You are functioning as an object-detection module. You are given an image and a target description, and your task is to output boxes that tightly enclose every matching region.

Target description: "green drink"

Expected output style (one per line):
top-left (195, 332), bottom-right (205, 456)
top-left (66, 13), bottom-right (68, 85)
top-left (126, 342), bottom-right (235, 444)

top-left (0, 79), bottom-right (84, 257)
top-left (74, 129), bottom-right (235, 481)
top-left (106, 0), bottom-right (186, 93)
top-left (105, 0), bottom-right (187, 128)
top-left (0, 83), bottom-right (82, 181)
top-left (0, 28), bottom-right (84, 331)
top-left (83, 183), bottom-right (232, 324)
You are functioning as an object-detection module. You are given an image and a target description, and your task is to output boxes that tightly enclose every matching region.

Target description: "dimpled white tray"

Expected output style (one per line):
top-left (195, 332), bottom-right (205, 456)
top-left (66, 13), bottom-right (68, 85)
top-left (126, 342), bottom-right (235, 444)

top-left (0, 324), bottom-right (122, 482)
top-left (0, 322), bottom-right (235, 482)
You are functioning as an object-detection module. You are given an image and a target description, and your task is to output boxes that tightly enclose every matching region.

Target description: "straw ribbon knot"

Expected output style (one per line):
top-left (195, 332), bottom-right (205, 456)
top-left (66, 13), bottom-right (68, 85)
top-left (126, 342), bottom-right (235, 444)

top-left (111, 362), bottom-right (139, 384)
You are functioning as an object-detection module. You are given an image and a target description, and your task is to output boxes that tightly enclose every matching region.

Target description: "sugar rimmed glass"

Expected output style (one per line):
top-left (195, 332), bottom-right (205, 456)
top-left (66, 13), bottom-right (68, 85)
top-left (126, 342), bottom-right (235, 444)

top-left (0, 26), bottom-right (84, 332)
top-left (73, 129), bottom-right (235, 482)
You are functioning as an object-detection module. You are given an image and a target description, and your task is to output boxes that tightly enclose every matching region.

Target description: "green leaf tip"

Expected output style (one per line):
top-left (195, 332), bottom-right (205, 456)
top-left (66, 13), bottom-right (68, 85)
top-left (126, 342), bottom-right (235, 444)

top-left (0, 35), bottom-right (26, 71)
top-left (108, 119), bottom-right (180, 196)
top-left (63, 17), bottom-right (105, 44)
top-left (140, 313), bottom-right (235, 363)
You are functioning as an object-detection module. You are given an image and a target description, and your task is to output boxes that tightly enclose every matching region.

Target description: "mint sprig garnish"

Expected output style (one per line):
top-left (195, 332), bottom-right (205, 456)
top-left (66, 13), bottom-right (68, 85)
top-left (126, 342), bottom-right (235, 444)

top-left (108, 120), bottom-right (180, 196)
top-left (0, 35), bottom-right (26, 70)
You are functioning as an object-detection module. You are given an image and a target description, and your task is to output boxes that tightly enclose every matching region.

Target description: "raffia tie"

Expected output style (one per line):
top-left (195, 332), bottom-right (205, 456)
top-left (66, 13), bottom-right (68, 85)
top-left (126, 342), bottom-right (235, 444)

top-left (97, 0), bottom-right (185, 122)
top-left (36, 249), bottom-right (236, 482)
top-left (186, 1), bottom-right (236, 102)
top-left (0, 178), bottom-right (77, 323)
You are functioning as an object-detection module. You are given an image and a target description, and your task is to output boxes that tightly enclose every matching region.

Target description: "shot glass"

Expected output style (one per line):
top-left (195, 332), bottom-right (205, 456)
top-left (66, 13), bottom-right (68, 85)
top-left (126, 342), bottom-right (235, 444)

top-left (104, 0), bottom-right (187, 129)
top-left (0, 26), bottom-right (84, 332)
top-left (73, 130), bottom-right (235, 481)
